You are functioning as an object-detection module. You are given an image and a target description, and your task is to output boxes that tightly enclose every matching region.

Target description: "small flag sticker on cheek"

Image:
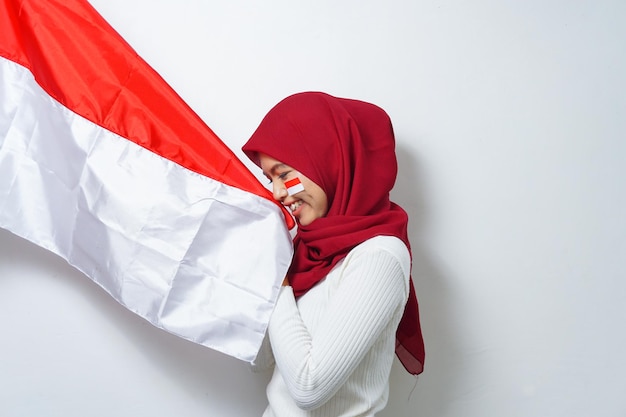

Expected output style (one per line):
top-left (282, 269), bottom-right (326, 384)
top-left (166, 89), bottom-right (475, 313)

top-left (285, 177), bottom-right (305, 195)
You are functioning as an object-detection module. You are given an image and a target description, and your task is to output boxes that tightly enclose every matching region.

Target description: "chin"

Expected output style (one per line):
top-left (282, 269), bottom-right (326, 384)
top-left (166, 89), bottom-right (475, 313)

top-left (296, 216), bottom-right (314, 226)
top-left (298, 215), bottom-right (322, 227)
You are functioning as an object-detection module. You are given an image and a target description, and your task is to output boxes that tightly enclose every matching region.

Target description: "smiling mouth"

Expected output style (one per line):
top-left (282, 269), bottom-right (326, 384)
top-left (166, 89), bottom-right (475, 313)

top-left (289, 200), bottom-right (303, 212)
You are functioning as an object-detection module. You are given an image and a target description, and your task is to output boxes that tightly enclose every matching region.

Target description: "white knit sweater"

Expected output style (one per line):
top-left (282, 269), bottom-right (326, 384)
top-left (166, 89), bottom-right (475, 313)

top-left (255, 235), bottom-right (411, 417)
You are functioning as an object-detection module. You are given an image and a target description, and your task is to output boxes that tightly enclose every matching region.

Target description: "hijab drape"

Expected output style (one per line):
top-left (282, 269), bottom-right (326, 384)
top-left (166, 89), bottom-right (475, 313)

top-left (243, 92), bottom-right (424, 375)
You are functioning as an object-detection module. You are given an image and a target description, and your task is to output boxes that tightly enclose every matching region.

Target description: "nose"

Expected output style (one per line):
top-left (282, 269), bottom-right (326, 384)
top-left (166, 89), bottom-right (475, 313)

top-left (272, 181), bottom-right (287, 201)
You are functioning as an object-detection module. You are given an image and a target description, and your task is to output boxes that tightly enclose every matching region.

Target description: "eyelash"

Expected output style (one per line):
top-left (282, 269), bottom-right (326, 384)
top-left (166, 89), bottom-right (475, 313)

top-left (267, 171), bottom-right (291, 184)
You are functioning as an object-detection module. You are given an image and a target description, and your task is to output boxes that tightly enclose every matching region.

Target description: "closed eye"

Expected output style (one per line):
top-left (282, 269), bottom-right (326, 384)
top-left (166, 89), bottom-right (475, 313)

top-left (266, 170), bottom-right (291, 184)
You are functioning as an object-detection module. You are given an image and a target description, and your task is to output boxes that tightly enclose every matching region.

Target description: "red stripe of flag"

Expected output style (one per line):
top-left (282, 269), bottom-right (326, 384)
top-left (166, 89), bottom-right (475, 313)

top-left (0, 0), bottom-right (294, 228)
top-left (284, 177), bottom-right (304, 195)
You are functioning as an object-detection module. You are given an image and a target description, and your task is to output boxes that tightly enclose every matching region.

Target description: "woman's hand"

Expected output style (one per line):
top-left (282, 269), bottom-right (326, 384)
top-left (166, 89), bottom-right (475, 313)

top-left (282, 276), bottom-right (290, 286)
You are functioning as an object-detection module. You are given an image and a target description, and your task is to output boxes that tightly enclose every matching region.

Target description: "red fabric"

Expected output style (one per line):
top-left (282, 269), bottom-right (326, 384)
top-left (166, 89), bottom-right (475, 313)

top-left (243, 92), bottom-right (425, 375)
top-left (0, 0), bottom-right (293, 228)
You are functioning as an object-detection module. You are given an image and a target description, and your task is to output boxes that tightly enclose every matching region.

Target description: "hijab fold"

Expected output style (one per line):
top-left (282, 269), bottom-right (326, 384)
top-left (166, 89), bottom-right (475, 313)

top-left (243, 92), bottom-right (424, 375)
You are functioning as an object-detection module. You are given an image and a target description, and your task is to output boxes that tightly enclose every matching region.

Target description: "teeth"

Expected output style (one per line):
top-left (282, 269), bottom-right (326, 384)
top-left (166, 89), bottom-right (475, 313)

top-left (289, 201), bottom-right (302, 212)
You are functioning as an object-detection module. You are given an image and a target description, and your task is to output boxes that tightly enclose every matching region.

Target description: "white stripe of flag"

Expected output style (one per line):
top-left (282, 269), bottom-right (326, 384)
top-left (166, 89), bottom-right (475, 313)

top-left (285, 177), bottom-right (305, 195)
top-left (0, 0), bottom-right (293, 363)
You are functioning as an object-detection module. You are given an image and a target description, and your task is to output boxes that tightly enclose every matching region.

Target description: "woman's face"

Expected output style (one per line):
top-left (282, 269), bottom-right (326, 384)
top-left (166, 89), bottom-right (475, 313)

top-left (259, 153), bottom-right (328, 227)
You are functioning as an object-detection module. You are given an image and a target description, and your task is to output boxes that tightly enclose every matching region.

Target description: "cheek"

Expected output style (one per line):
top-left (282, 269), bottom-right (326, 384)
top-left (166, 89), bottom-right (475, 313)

top-left (312, 190), bottom-right (329, 216)
top-left (299, 176), bottom-right (329, 215)
top-left (320, 198), bottom-right (329, 217)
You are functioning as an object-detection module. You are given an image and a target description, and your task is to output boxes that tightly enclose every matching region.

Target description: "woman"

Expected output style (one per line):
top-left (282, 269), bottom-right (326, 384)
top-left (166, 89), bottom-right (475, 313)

top-left (243, 92), bottom-right (424, 416)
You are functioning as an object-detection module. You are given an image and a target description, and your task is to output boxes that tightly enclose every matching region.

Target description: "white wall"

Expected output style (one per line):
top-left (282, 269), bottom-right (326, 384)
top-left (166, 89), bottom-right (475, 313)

top-left (2, 1), bottom-right (625, 416)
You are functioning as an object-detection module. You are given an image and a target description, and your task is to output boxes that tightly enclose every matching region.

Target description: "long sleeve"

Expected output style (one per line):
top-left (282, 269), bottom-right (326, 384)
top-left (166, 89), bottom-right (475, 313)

top-left (265, 236), bottom-right (410, 413)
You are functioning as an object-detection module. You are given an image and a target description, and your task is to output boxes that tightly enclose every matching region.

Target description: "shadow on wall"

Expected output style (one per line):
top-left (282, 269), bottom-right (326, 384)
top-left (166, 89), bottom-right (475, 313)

top-left (383, 140), bottom-right (462, 417)
top-left (0, 227), bottom-right (270, 415)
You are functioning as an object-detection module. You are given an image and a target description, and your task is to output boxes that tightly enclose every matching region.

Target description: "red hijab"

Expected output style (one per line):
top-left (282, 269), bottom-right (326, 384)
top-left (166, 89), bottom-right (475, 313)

top-left (243, 92), bottom-right (424, 375)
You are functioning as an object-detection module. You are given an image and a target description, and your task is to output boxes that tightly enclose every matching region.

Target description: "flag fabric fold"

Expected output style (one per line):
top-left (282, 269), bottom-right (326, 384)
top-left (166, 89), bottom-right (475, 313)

top-left (0, 0), bottom-right (293, 362)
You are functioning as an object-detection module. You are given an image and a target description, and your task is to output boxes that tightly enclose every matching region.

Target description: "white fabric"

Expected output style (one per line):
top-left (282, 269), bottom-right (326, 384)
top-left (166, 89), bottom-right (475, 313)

top-left (0, 57), bottom-right (293, 362)
top-left (257, 236), bottom-right (411, 417)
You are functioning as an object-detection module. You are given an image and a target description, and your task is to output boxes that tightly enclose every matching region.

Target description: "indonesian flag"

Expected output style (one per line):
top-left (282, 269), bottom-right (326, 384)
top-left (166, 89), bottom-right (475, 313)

top-left (285, 177), bottom-right (304, 195)
top-left (0, 0), bottom-right (294, 362)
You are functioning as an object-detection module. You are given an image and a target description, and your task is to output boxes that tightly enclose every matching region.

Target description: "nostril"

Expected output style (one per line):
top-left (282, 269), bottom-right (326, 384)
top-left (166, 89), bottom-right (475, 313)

top-left (273, 192), bottom-right (286, 203)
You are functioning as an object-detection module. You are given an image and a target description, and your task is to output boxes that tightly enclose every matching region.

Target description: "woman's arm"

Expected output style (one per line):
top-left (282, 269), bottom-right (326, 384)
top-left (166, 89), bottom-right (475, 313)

top-left (267, 239), bottom-right (410, 410)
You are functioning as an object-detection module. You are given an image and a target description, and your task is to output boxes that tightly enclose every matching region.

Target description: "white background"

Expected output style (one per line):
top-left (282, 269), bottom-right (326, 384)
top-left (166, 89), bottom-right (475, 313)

top-left (1, 0), bottom-right (625, 416)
